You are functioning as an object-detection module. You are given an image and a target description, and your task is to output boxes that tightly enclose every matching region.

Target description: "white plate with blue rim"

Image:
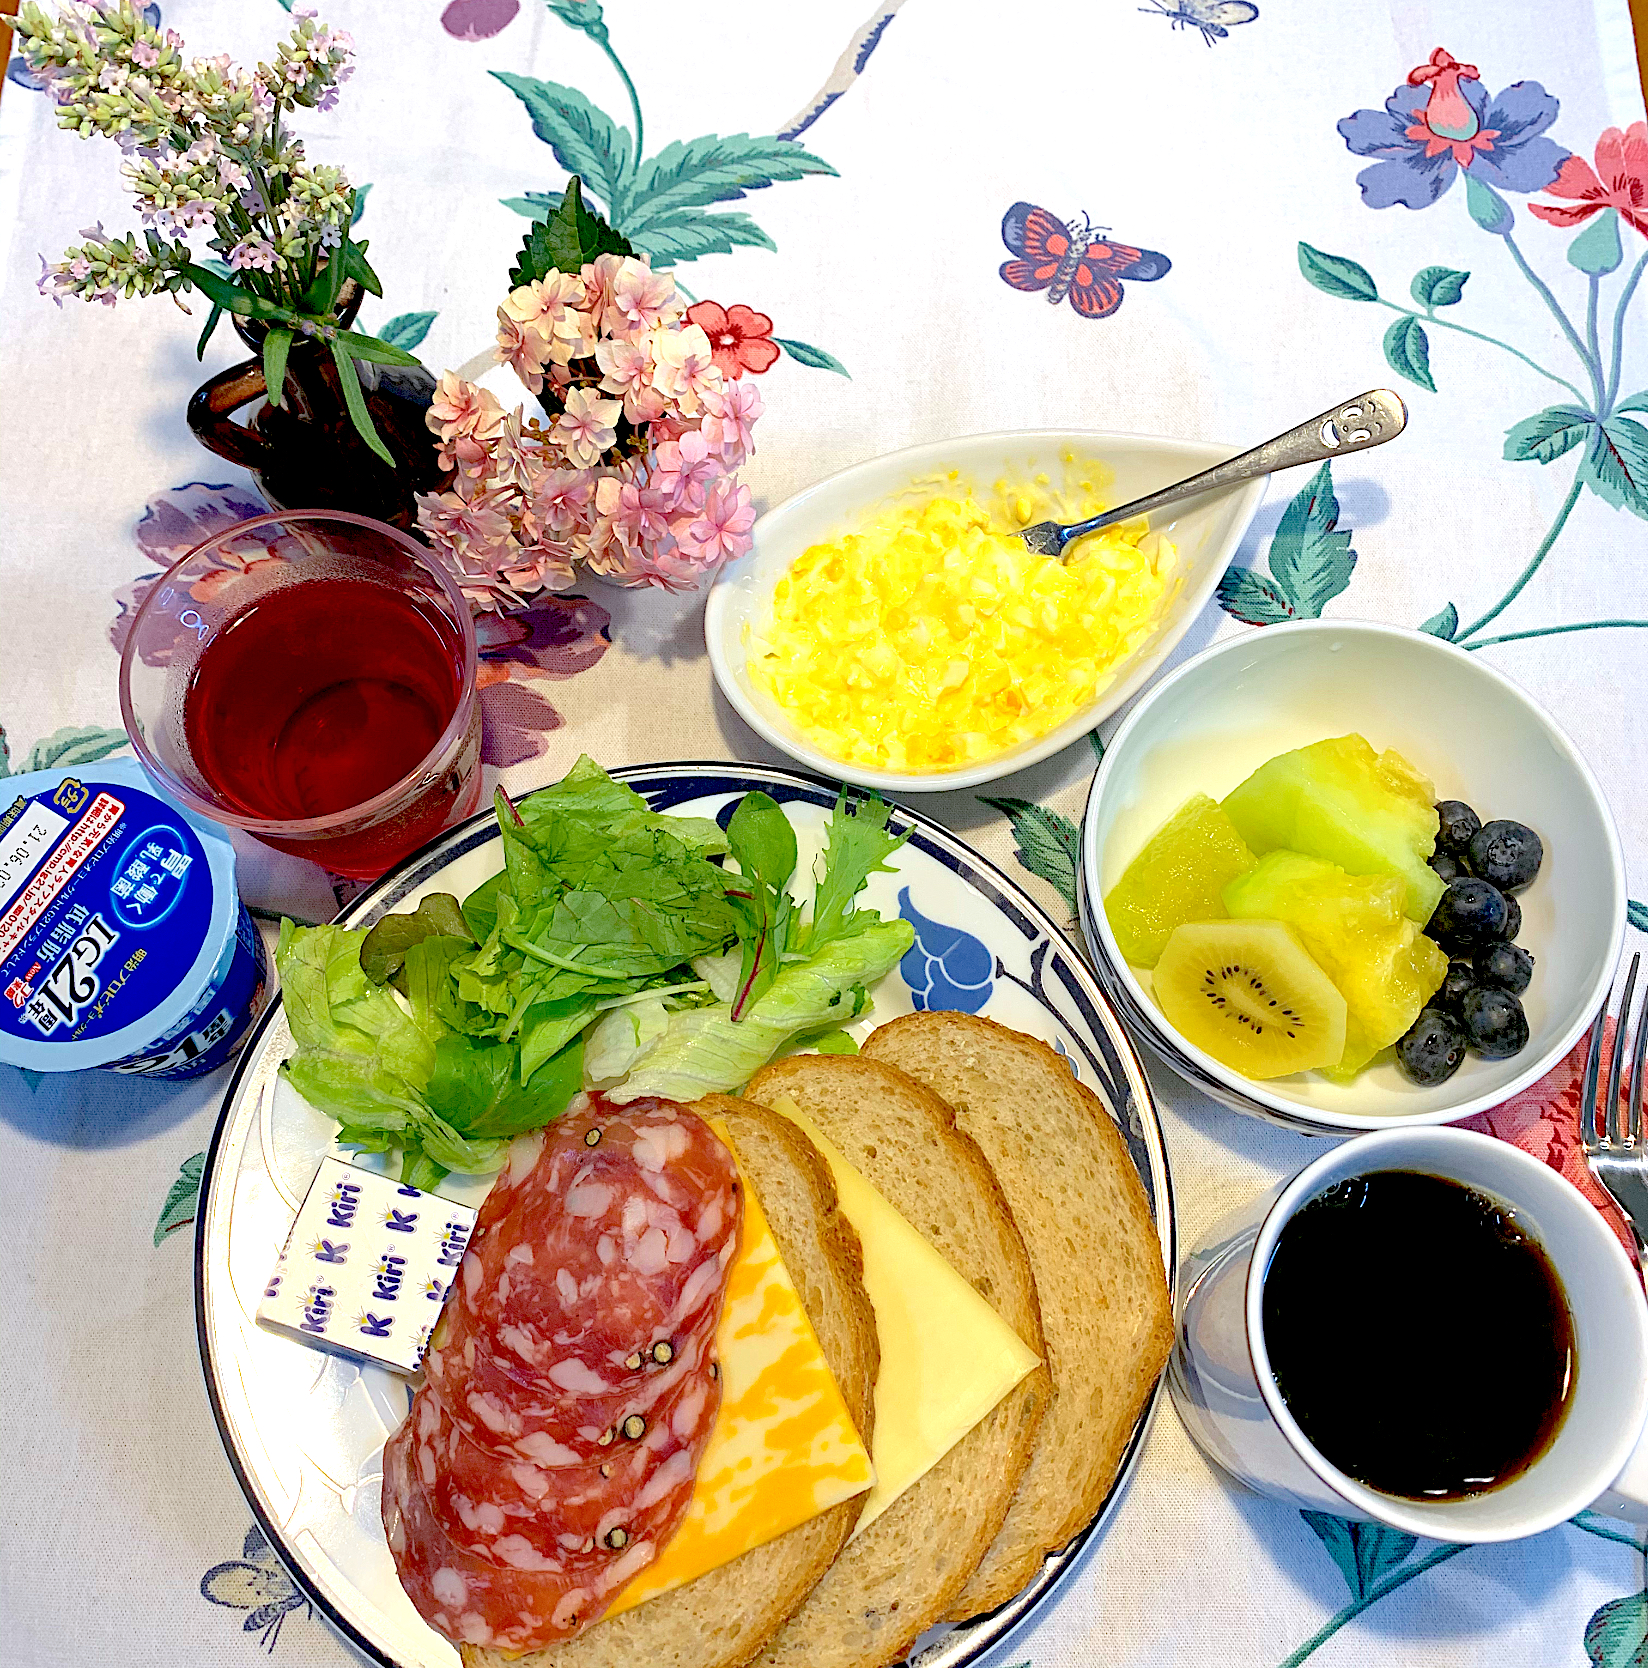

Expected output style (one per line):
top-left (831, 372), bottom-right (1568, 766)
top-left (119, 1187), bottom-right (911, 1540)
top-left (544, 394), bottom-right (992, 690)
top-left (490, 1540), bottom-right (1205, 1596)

top-left (196, 760), bottom-right (1175, 1668)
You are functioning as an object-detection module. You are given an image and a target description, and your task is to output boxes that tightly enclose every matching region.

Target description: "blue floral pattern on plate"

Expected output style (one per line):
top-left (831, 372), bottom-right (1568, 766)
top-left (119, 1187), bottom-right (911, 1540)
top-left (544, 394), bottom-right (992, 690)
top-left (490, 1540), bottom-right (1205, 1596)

top-left (897, 887), bottom-right (994, 1012)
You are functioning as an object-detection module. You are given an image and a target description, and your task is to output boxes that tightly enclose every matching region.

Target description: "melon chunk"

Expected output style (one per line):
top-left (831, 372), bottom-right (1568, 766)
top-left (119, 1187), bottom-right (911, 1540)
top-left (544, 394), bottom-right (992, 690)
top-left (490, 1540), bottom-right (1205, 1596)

top-left (1104, 794), bottom-right (1258, 968)
top-left (1220, 735), bottom-right (1444, 923)
top-left (1222, 850), bottom-right (1448, 1079)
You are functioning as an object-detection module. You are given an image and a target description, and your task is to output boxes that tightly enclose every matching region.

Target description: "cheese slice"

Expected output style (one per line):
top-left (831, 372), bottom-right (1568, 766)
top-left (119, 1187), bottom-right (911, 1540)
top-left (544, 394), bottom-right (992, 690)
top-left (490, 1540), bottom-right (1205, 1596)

top-left (604, 1119), bottom-right (875, 1614)
top-left (766, 1095), bottom-right (1041, 1537)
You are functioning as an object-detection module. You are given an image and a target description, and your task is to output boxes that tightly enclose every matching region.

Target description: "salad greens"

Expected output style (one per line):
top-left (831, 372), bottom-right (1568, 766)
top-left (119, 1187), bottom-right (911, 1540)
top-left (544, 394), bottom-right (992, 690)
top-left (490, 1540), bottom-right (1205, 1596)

top-left (275, 757), bottom-right (914, 1186)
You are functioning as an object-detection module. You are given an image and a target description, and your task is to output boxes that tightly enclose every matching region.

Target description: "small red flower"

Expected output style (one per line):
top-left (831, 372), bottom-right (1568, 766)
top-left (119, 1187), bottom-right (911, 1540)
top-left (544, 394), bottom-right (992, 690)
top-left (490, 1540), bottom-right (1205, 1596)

top-left (686, 301), bottom-right (780, 379)
top-left (1530, 122), bottom-right (1648, 237)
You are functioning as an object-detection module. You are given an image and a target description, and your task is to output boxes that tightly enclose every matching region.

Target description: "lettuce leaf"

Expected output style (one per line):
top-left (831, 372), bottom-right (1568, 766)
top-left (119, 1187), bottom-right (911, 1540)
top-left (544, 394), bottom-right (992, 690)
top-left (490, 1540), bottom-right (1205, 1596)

top-left (606, 920), bottom-right (913, 1104)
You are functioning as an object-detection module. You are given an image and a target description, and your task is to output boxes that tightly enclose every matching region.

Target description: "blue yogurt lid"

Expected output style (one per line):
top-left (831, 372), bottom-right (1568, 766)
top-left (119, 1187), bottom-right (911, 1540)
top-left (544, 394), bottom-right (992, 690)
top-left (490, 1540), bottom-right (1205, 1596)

top-left (0, 757), bottom-right (243, 1072)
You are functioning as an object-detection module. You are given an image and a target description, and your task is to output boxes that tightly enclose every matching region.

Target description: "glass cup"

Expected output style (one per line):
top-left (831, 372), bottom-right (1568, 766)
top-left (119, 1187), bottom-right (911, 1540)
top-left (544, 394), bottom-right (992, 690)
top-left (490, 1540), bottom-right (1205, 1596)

top-left (120, 510), bottom-right (482, 880)
top-left (1170, 1125), bottom-right (1648, 1542)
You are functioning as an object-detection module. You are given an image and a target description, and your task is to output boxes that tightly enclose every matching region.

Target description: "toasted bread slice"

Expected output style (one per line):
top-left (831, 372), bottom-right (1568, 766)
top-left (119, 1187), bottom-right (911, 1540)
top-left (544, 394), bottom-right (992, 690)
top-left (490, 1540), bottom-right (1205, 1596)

top-left (741, 1055), bottom-right (1049, 1668)
top-left (461, 1098), bottom-right (879, 1668)
top-left (862, 1011), bottom-right (1173, 1619)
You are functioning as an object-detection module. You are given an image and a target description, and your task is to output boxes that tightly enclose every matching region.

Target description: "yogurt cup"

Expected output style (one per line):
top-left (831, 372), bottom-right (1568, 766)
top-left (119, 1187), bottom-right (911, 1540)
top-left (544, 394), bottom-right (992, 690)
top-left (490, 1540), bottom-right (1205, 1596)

top-left (0, 757), bottom-right (267, 1080)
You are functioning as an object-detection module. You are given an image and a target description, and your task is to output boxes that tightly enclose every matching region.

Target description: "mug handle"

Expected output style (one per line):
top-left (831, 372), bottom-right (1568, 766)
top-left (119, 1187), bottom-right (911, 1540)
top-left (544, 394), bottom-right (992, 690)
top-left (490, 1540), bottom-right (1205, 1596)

top-left (1594, 1418), bottom-right (1648, 1522)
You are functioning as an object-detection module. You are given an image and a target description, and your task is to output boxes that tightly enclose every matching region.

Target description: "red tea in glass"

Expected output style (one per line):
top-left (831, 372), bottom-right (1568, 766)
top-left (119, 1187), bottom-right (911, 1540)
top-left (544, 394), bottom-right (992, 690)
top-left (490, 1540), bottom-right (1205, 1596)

top-left (121, 512), bottom-right (482, 880)
top-left (184, 578), bottom-right (462, 823)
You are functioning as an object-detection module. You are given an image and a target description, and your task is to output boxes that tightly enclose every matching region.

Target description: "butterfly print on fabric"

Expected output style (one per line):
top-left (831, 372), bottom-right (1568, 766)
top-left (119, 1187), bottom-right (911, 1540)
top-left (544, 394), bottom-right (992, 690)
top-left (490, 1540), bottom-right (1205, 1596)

top-left (998, 203), bottom-right (1171, 318)
top-left (1139, 0), bottom-right (1259, 46)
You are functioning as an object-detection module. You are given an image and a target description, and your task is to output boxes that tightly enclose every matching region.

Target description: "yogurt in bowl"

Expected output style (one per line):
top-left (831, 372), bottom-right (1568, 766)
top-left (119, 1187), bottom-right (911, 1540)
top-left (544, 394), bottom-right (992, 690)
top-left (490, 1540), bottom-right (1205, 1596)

top-left (0, 757), bottom-right (267, 1080)
top-left (706, 429), bottom-right (1269, 794)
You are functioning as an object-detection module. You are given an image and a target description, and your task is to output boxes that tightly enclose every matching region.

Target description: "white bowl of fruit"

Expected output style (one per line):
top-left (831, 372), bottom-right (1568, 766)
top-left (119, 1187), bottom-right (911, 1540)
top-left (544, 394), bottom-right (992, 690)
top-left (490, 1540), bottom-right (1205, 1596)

top-left (1078, 619), bottom-right (1627, 1134)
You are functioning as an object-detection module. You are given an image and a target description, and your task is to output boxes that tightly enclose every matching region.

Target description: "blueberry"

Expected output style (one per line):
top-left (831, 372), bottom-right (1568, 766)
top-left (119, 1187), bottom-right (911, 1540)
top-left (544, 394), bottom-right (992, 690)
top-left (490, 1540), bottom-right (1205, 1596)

top-left (1397, 1008), bottom-right (1469, 1086)
top-left (1501, 893), bottom-right (1522, 941)
top-left (1460, 987), bottom-right (1530, 1060)
top-left (1429, 851), bottom-right (1465, 883)
top-left (1426, 878), bottom-right (1510, 952)
top-left (1435, 801), bottom-right (1482, 859)
top-left (1467, 819), bottom-right (1543, 893)
top-left (1478, 942), bottom-right (1534, 995)
top-left (1438, 959), bottom-right (1478, 1013)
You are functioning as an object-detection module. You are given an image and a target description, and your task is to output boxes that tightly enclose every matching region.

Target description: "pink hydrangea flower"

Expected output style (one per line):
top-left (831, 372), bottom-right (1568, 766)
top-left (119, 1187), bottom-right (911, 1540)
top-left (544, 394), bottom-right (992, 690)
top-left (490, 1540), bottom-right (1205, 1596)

top-left (131, 39), bottom-right (161, 69)
top-left (650, 429), bottom-right (719, 508)
top-left (552, 386), bottom-right (621, 468)
top-left (609, 258), bottom-right (677, 332)
top-left (496, 309), bottom-right (547, 394)
top-left (417, 486), bottom-right (517, 567)
top-left (596, 472), bottom-right (674, 546)
top-left (530, 468), bottom-right (594, 536)
top-left (700, 378), bottom-right (762, 464)
top-left (649, 322), bottom-right (719, 414)
top-left (685, 479), bottom-right (755, 567)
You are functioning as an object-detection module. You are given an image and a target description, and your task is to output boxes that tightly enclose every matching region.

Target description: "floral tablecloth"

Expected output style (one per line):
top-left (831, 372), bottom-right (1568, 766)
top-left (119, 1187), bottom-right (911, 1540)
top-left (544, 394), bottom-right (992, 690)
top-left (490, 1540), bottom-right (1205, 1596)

top-left (4, 3), bottom-right (1648, 1665)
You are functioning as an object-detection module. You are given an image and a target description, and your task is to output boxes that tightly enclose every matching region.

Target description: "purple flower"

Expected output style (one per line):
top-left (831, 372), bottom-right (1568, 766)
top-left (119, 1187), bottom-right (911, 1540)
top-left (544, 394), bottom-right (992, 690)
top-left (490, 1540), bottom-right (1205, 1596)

top-left (1337, 48), bottom-right (1569, 211)
top-left (441, 0), bottom-right (521, 41)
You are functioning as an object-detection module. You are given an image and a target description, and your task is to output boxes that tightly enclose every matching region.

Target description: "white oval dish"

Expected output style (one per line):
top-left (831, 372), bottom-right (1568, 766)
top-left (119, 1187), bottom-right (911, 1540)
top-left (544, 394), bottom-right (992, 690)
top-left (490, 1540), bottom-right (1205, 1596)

top-left (1078, 620), bottom-right (1627, 1135)
top-left (705, 429), bottom-right (1268, 793)
top-left (198, 761), bottom-right (1175, 1668)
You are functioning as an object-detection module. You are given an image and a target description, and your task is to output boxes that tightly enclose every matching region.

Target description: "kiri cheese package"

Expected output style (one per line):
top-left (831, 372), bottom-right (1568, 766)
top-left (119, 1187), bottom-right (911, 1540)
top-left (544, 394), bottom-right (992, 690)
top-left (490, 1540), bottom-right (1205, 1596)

top-left (258, 1157), bottom-right (477, 1373)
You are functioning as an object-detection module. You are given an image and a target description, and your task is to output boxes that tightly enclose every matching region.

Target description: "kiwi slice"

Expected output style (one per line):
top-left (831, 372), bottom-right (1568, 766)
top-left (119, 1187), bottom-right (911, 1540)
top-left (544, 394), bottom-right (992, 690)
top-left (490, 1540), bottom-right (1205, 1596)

top-left (1153, 919), bottom-right (1348, 1079)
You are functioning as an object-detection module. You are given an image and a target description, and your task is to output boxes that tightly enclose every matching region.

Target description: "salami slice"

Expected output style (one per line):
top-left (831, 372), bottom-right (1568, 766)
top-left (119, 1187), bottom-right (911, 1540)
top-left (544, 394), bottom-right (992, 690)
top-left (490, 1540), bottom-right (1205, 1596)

top-left (417, 1373), bottom-right (713, 1567)
top-left (384, 1403), bottom-right (658, 1653)
top-left (450, 1098), bottom-right (741, 1372)
top-left (384, 1097), bottom-right (741, 1650)
top-left (426, 1305), bottom-right (720, 1467)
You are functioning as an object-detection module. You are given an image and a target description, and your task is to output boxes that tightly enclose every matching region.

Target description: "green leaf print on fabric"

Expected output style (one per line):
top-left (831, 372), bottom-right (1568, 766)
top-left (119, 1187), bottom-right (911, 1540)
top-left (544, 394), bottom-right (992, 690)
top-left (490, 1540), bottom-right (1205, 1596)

top-left (1629, 900), bottom-right (1648, 933)
top-left (492, 73), bottom-right (636, 218)
top-left (1217, 464), bottom-right (1356, 627)
top-left (378, 311), bottom-right (438, 351)
top-left (1299, 243), bottom-right (1379, 301)
top-left (1585, 1590), bottom-right (1648, 1668)
top-left (1411, 265), bottom-right (1470, 306)
top-left (978, 797), bottom-right (1081, 917)
top-left (1301, 1512), bottom-right (1418, 1600)
top-left (1583, 417), bottom-right (1648, 518)
top-left (1420, 603), bottom-right (1459, 639)
top-left (773, 336), bottom-right (850, 376)
top-left (1505, 406), bottom-right (1594, 464)
top-left (154, 1151), bottom-right (206, 1247)
top-left (4, 725), bottom-right (129, 776)
top-left (491, 9), bottom-right (844, 366)
top-left (1383, 315), bottom-right (1436, 390)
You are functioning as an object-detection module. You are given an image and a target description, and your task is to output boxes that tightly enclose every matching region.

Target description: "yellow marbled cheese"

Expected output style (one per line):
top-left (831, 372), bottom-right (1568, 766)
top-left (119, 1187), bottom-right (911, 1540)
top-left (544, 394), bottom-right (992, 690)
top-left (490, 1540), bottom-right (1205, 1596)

top-left (604, 1120), bottom-right (875, 1614)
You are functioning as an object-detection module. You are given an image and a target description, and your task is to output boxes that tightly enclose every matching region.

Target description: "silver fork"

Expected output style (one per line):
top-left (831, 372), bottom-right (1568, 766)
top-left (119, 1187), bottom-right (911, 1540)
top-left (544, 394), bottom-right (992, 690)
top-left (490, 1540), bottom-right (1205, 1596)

top-left (1581, 951), bottom-right (1648, 1272)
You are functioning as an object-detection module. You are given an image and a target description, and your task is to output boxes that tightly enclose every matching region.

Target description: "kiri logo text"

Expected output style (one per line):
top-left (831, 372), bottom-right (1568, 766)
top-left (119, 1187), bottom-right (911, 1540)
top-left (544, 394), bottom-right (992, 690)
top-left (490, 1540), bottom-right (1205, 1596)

top-left (371, 1253), bottom-right (407, 1301)
top-left (383, 1208), bottom-right (418, 1233)
top-left (358, 1312), bottom-right (394, 1339)
top-left (300, 1283), bottom-right (336, 1335)
top-left (326, 1179), bottom-right (361, 1228)
top-left (313, 1239), bottom-right (349, 1264)
top-left (436, 1221), bottom-right (470, 1267)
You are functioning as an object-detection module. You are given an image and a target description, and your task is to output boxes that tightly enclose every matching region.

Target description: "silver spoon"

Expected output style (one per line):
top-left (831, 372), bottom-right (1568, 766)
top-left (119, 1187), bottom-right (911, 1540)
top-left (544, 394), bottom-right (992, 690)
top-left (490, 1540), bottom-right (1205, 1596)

top-left (1018, 388), bottom-right (1408, 558)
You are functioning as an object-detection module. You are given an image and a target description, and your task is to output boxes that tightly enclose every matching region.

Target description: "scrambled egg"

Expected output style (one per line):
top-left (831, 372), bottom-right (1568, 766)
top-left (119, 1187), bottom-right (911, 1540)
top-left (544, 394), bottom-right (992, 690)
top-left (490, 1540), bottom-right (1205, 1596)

top-left (749, 460), bottom-right (1178, 773)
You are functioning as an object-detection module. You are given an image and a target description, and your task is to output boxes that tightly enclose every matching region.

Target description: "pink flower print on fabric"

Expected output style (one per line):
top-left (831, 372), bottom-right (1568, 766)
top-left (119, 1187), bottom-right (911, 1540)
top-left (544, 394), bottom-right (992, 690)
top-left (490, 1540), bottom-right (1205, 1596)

top-left (1337, 48), bottom-right (1569, 211)
top-left (1532, 122), bottom-right (1648, 238)
top-left (1462, 1017), bottom-right (1638, 1260)
top-left (472, 594), bottom-right (611, 768)
top-left (112, 481), bottom-right (271, 666)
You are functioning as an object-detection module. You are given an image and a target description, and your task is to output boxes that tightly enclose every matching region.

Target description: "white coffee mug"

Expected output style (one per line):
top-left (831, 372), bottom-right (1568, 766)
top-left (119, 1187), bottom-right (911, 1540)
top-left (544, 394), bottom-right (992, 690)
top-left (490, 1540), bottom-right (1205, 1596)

top-left (1170, 1125), bottom-right (1648, 1541)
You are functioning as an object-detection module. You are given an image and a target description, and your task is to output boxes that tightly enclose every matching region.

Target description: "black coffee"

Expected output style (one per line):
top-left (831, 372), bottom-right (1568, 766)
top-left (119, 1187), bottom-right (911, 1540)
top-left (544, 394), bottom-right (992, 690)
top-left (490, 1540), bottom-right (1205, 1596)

top-left (1261, 1170), bottom-right (1575, 1500)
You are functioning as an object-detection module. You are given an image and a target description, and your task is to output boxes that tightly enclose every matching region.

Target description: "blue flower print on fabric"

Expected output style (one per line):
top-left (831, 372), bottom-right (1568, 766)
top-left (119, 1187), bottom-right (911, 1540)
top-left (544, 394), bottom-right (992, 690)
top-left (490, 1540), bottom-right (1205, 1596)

top-left (898, 887), bottom-right (993, 1013)
top-left (1337, 49), bottom-right (1567, 211)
